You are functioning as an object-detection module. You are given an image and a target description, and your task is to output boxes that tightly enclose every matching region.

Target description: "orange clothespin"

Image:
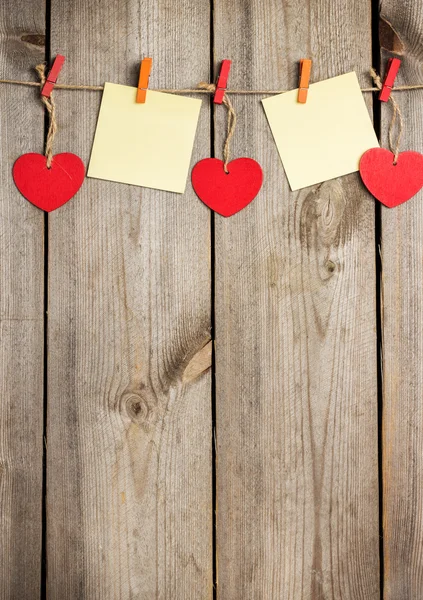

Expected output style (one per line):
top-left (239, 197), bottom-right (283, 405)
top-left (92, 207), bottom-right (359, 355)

top-left (214, 60), bottom-right (231, 104)
top-left (136, 57), bottom-right (153, 104)
top-left (379, 58), bottom-right (401, 102)
top-left (298, 59), bottom-right (312, 103)
top-left (41, 55), bottom-right (65, 98)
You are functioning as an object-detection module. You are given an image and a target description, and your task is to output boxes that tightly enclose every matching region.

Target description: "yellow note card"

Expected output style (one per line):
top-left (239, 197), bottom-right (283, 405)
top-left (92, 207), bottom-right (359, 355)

top-left (88, 83), bottom-right (202, 193)
top-left (262, 72), bottom-right (379, 190)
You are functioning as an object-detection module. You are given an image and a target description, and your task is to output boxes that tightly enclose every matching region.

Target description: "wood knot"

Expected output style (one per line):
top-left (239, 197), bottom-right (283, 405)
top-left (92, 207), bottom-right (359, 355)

top-left (379, 17), bottom-right (405, 54)
top-left (123, 392), bottom-right (158, 430)
top-left (300, 180), bottom-right (346, 248)
top-left (182, 340), bottom-right (212, 383)
top-left (315, 183), bottom-right (345, 238)
top-left (21, 34), bottom-right (46, 47)
top-left (319, 195), bottom-right (335, 228)
top-left (325, 260), bottom-right (336, 273)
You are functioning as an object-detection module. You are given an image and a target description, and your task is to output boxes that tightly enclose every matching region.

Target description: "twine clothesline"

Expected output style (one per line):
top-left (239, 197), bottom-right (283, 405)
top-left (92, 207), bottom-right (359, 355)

top-left (2, 77), bottom-right (423, 95)
top-left (32, 64), bottom-right (413, 172)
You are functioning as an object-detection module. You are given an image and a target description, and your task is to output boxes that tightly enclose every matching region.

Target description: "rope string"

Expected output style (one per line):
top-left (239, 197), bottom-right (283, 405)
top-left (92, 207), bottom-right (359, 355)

top-left (197, 82), bottom-right (236, 171)
top-left (35, 63), bottom-right (57, 168)
top-left (1, 77), bottom-right (423, 95)
top-left (370, 68), bottom-right (403, 163)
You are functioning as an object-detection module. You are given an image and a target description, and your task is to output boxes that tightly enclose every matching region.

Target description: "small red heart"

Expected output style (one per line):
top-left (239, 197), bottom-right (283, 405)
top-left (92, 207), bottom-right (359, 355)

top-left (13, 152), bottom-right (85, 212)
top-left (360, 148), bottom-right (423, 208)
top-left (191, 158), bottom-right (263, 217)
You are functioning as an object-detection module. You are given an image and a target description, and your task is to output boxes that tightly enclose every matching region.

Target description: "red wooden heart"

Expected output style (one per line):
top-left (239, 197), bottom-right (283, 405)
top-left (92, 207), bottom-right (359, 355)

top-left (191, 158), bottom-right (263, 217)
top-left (360, 148), bottom-right (423, 208)
top-left (13, 152), bottom-right (85, 212)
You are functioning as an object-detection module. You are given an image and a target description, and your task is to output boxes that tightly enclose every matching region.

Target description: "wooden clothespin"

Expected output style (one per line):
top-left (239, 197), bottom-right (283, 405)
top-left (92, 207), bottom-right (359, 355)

top-left (379, 58), bottom-right (401, 102)
top-left (41, 55), bottom-right (65, 98)
top-left (214, 60), bottom-right (231, 104)
top-left (136, 57), bottom-right (153, 104)
top-left (298, 59), bottom-right (312, 103)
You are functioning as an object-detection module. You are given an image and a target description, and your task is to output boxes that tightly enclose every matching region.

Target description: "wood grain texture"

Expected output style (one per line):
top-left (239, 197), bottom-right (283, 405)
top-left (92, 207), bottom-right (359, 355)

top-left (0, 4), bottom-right (45, 599)
top-left (46, 1), bottom-right (212, 597)
top-left (213, 1), bottom-right (380, 598)
top-left (379, 2), bottom-right (423, 598)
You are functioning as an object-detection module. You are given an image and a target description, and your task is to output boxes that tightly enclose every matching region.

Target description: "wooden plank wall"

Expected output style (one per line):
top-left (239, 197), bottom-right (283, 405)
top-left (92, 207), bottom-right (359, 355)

top-left (213, 0), bottom-right (380, 598)
top-left (46, 0), bottom-right (212, 598)
top-left (1, 0), bottom-right (423, 598)
top-left (380, 3), bottom-right (423, 599)
top-left (0, 3), bottom-right (45, 599)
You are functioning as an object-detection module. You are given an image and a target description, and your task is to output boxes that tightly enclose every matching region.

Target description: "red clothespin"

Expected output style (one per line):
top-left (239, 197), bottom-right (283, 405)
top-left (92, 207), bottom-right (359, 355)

top-left (41, 55), bottom-right (65, 98)
top-left (379, 58), bottom-right (401, 102)
top-left (298, 59), bottom-right (312, 103)
top-left (214, 60), bottom-right (231, 104)
top-left (136, 57), bottom-right (153, 104)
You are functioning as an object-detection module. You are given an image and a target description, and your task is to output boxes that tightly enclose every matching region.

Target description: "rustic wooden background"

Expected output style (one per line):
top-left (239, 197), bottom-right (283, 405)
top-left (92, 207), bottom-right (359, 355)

top-left (0, 0), bottom-right (422, 598)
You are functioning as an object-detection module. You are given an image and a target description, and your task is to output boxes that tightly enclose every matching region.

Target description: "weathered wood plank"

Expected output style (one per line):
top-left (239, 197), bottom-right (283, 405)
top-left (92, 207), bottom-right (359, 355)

top-left (0, 5), bottom-right (45, 599)
top-left (46, 1), bottom-right (212, 597)
top-left (379, 3), bottom-right (423, 598)
top-left (214, 1), bottom-right (380, 598)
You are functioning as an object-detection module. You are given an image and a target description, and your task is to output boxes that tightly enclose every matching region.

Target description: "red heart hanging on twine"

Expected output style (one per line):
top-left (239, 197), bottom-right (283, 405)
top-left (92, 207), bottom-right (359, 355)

top-left (191, 158), bottom-right (263, 217)
top-left (13, 152), bottom-right (85, 212)
top-left (360, 148), bottom-right (423, 208)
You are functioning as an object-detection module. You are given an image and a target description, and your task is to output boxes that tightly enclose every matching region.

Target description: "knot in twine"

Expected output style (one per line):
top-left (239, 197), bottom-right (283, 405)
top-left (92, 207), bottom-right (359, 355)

top-left (370, 67), bottom-right (403, 164)
top-left (197, 82), bottom-right (236, 173)
top-left (36, 63), bottom-right (57, 168)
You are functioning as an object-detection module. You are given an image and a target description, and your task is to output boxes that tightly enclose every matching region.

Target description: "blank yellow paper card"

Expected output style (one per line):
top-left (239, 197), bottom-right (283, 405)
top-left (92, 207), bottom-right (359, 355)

top-left (262, 72), bottom-right (379, 190)
top-left (88, 83), bottom-right (202, 193)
